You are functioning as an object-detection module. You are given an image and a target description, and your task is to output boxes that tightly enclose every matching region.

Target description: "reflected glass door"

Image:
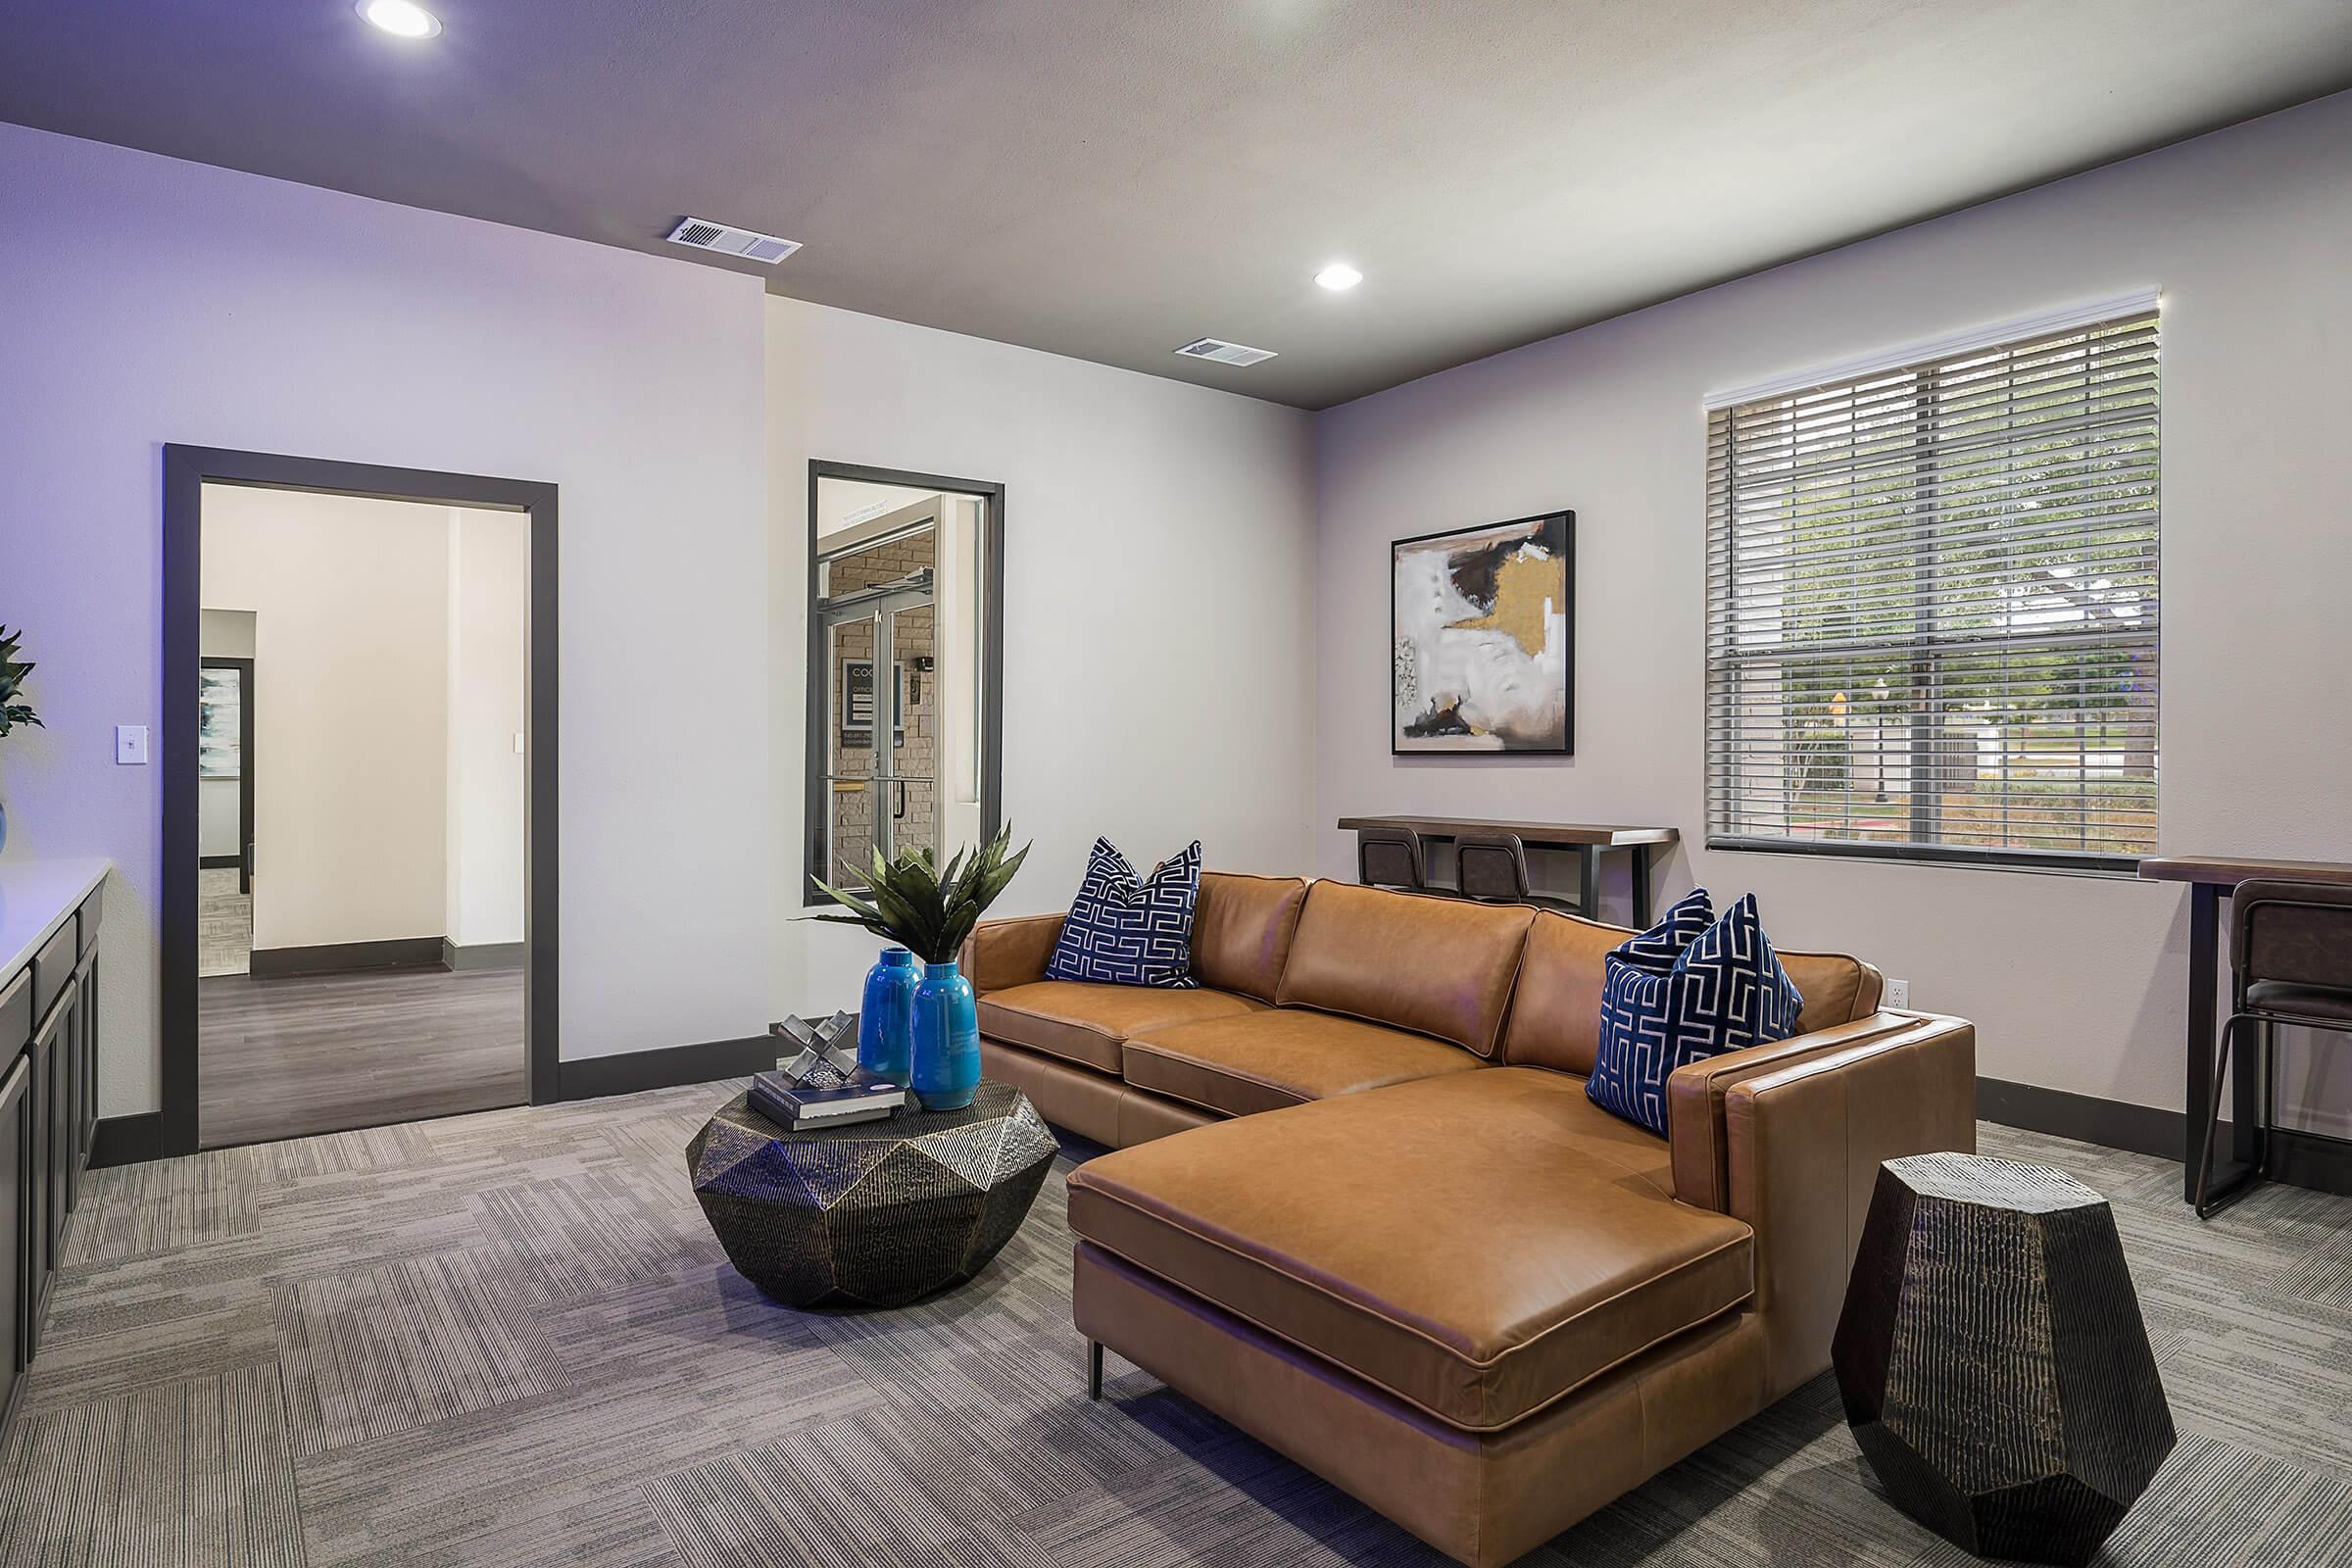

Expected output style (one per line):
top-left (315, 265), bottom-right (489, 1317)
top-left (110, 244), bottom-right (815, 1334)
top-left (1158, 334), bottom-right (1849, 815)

top-left (816, 576), bottom-right (937, 888)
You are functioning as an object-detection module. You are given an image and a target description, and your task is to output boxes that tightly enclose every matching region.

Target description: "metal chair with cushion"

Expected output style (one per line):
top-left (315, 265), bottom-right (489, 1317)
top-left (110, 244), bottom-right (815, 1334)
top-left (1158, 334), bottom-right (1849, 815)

top-left (1355, 824), bottom-right (1447, 894)
top-left (1453, 831), bottom-right (1577, 913)
top-left (2195, 879), bottom-right (2352, 1217)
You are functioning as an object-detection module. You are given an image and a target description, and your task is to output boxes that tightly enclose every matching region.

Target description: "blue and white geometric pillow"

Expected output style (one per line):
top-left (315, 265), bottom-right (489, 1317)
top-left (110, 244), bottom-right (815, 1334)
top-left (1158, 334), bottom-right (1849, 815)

top-left (1044, 838), bottom-right (1202, 989)
top-left (1607, 886), bottom-right (1716, 977)
top-left (1586, 890), bottom-right (1804, 1137)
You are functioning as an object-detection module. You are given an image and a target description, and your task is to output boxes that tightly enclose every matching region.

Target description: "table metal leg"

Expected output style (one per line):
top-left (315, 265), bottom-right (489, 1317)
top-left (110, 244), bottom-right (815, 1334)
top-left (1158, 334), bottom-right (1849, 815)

top-left (2184, 881), bottom-right (2263, 1207)
top-left (1630, 845), bottom-right (1653, 928)
top-left (1579, 847), bottom-right (1600, 921)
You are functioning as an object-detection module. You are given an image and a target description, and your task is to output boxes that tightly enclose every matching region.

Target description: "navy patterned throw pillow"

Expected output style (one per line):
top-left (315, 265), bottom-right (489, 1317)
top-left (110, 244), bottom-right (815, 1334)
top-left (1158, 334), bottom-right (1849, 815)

top-left (1586, 890), bottom-right (1804, 1137)
top-left (1044, 839), bottom-right (1202, 988)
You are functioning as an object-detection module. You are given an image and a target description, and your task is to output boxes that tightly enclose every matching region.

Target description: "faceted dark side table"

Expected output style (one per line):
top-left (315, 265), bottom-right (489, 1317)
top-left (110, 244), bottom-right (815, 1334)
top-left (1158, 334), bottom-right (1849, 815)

top-left (1833, 1152), bottom-right (2176, 1567)
top-left (687, 1080), bottom-right (1057, 1309)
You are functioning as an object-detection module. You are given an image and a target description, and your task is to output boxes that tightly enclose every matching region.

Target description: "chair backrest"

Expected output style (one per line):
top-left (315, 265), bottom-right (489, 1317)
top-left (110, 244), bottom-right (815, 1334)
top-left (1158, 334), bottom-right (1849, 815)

top-left (2233, 879), bottom-right (2352, 992)
top-left (1452, 831), bottom-right (1530, 903)
top-left (1355, 825), bottom-right (1427, 893)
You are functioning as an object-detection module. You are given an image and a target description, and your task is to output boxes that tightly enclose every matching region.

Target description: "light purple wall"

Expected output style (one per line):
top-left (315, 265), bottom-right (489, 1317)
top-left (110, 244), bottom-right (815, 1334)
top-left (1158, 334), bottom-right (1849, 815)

top-left (1312, 91), bottom-right (2352, 1125)
top-left (1, 123), bottom-right (773, 1111)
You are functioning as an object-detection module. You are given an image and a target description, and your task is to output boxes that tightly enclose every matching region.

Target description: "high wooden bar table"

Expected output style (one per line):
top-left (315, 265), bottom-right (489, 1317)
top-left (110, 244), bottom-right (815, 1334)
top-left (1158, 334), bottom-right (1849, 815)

top-left (1335, 816), bottom-right (1677, 926)
top-left (2140, 855), bottom-right (2352, 1205)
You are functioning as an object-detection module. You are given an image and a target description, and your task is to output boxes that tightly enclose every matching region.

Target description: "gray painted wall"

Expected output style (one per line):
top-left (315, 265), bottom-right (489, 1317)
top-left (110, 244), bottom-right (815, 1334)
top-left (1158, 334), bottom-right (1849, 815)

top-left (1313, 90), bottom-right (2352, 1129)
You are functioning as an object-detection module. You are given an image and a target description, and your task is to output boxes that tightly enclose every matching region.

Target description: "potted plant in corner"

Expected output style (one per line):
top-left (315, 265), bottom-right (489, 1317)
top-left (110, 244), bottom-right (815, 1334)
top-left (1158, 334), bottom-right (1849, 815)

top-left (806, 828), bottom-right (1030, 1111)
top-left (0, 625), bottom-right (43, 855)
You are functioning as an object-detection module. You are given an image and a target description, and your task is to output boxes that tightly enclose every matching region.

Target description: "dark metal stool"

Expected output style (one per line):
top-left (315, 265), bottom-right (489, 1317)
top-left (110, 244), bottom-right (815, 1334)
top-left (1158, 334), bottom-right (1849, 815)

top-left (1355, 824), bottom-right (1448, 894)
top-left (1453, 831), bottom-right (1576, 913)
top-left (2194, 878), bottom-right (2352, 1218)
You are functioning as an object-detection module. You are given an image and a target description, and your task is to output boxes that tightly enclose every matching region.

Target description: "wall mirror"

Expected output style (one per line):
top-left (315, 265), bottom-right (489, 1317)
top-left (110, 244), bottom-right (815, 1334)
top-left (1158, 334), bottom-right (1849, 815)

top-left (806, 463), bottom-right (1004, 903)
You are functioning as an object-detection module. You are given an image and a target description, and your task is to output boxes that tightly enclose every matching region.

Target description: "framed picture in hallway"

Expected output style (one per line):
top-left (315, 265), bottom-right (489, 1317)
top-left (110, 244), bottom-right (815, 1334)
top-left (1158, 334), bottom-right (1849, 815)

top-left (1391, 510), bottom-right (1574, 754)
top-left (198, 664), bottom-right (244, 777)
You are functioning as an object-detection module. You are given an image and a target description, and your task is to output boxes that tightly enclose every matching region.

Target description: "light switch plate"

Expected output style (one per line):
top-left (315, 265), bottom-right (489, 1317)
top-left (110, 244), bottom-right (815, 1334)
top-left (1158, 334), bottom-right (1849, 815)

top-left (1884, 977), bottom-right (1911, 1009)
top-left (115, 724), bottom-right (150, 764)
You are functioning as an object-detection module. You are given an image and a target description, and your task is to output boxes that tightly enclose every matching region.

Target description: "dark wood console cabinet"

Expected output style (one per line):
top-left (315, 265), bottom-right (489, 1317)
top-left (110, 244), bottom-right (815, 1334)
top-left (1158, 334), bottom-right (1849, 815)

top-left (0, 860), bottom-right (107, 1434)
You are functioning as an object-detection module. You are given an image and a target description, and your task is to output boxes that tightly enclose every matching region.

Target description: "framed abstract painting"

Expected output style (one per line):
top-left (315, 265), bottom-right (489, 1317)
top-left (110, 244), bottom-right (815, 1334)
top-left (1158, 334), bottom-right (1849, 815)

top-left (1392, 511), bottom-right (1574, 754)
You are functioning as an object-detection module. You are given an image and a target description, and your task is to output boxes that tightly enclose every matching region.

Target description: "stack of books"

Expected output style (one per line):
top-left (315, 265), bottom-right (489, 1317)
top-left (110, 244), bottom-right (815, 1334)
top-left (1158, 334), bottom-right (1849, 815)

top-left (749, 1067), bottom-right (906, 1132)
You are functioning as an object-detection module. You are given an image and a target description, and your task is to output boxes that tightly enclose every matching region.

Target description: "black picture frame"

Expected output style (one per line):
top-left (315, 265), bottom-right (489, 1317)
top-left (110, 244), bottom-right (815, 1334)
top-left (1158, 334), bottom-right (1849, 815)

top-left (1390, 510), bottom-right (1575, 757)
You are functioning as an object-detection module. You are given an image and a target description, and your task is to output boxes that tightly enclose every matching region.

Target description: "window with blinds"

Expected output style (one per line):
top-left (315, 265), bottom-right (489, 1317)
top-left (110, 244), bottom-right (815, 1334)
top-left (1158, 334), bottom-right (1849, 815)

top-left (1705, 306), bottom-right (2159, 870)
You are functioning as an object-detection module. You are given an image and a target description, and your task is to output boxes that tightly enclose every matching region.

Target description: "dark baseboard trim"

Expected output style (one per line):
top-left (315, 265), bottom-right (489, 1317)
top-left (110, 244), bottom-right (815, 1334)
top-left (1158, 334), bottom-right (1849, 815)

top-left (250, 937), bottom-right (447, 980)
top-left (442, 939), bottom-right (526, 972)
top-left (1977, 1077), bottom-right (2180, 1159)
top-left (91, 1112), bottom-right (165, 1169)
top-left (198, 854), bottom-right (242, 870)
top-left (2266, 1128), bottom-right (2352, 1198)
top-left (556, 1035), bottom-right (778, 1102)
top-left (1976, 1077), bottom-right (2352, 1198)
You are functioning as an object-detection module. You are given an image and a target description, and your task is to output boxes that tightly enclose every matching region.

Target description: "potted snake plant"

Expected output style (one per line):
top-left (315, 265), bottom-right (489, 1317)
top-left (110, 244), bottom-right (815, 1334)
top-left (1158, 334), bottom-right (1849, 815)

top-left (0, 626), bottom-right (42, 854)
top-left (806, 828), bottom-right (1029, 1109)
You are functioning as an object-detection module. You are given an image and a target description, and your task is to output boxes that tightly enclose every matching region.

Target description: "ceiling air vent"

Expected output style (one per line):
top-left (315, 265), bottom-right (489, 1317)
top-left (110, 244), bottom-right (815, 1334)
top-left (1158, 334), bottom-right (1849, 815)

top-left (1174, 336), bottom-right (1279, 368)
top-left (665, 216), bottom-right (803, 266)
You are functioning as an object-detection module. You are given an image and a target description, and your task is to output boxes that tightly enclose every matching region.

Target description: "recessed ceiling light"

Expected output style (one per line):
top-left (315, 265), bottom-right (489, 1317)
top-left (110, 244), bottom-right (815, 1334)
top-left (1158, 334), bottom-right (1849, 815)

top-left (1315, 263), bottom-right (1363, 291)
top-left (359, 0), bottom-right (442, 38)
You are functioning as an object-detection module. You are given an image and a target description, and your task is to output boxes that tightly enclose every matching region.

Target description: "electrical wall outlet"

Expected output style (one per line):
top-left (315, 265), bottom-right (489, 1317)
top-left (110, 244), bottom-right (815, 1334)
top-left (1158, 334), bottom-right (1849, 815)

top-left (1884, 977), bottom-right (1911, 1009)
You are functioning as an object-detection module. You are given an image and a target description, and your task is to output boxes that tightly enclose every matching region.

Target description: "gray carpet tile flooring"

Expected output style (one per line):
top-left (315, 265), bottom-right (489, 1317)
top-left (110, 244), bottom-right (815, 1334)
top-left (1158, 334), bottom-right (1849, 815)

top-left (4, 1084), bottom-right (2348, 1567)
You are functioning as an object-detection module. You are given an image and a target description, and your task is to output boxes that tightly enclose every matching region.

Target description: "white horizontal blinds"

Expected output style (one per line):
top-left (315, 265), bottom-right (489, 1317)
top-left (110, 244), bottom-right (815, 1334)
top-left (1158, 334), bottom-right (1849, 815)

top-left (1705, 311), bottom-right (2159, 861)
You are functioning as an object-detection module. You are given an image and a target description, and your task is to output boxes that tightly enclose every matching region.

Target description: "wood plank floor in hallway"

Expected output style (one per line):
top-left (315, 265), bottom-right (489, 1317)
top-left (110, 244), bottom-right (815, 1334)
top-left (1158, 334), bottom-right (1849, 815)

top-left (198, 965), bottom-right (525, 1147)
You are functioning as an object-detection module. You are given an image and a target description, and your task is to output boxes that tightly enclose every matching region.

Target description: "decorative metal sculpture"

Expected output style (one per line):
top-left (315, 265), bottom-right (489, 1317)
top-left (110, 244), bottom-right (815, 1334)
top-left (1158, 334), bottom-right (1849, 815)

top-left (769, 1010), bottom-right (858, 1089)
top-left (1834, 1152), bottom-right (2176, 1567)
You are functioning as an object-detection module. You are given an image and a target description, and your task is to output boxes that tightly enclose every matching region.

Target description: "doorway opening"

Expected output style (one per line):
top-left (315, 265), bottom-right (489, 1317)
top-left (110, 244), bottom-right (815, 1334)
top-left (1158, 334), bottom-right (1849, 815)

top-left (162, 449), bottom-right (559, 1157)
top-left (806, 464), bottom-right (1004, 902)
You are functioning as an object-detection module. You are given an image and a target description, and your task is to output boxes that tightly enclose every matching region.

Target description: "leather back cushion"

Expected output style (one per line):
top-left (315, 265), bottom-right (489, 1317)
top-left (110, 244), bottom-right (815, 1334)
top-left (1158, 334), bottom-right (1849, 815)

top-left (1501, 908), bottom-right (1882, 1075)
top-left (1276, 882), bottom-right (1535, 1055)
top-left (1191, 872), bottom-right (1309, 1003)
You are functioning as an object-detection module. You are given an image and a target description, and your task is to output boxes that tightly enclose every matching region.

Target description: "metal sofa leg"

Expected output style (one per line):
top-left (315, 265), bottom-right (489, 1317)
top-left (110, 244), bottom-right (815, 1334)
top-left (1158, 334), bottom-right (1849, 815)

top-left (1087, 1340), bottom-right (1103, 1400)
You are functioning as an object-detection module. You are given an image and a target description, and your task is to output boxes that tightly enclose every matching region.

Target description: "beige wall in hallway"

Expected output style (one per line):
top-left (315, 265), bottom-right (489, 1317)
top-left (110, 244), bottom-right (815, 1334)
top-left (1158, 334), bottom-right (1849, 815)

top-left (1312, 89), bottom-right (2352, 1128)
top-left (201, 485), bottom-right (453, 952)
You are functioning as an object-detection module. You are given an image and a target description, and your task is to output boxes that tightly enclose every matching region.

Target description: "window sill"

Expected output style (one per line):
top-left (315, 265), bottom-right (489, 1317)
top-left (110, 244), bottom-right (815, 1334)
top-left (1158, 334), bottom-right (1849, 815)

top-left (1705, 836), bottom-right (2146, 881)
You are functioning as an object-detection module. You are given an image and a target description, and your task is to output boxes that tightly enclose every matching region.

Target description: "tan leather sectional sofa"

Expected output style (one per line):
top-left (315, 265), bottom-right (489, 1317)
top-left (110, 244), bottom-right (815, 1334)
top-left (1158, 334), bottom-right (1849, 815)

top-left (963, 870), bottom-right (1977, 1567)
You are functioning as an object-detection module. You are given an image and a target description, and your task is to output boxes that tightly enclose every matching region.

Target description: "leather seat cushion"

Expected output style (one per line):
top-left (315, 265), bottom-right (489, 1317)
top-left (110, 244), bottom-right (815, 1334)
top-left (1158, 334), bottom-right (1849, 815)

top-left (1067, 1067), bottom-right (1754, 1430)
top-left (978, 982), bottom-right (1265, 1074)
top-left (1121, 1008), bottom-right (1486, 1118)
top-left (2247, 979), bottom-right (2352, 1024)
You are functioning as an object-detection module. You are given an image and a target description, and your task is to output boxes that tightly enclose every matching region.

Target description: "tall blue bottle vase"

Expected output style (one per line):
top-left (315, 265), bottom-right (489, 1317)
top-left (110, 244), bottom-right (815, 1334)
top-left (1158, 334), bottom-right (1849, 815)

top-left (858, 947), bottom-right (918, 1081)
top-left (909, 958), bottom-right (980, 1112)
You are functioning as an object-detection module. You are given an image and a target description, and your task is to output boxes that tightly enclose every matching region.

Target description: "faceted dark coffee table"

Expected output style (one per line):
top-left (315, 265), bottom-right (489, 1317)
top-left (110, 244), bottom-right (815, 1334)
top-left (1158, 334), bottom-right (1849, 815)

top-left (1833, 1152), bottom-right (2175, 1566)
top-left (687, 1080), bottom-right (1057, 1309)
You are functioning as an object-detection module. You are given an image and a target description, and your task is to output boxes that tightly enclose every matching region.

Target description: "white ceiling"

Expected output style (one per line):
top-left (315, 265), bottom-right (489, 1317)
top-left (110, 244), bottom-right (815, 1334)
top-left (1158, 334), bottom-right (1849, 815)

top-left (3, 1), bottom-right (2348, 408)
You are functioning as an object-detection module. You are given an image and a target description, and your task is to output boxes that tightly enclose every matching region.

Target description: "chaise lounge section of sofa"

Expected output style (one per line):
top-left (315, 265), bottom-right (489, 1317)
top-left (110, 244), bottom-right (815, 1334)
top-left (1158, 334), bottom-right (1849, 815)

top-left (964, 871), bottom-right (1976, 1567)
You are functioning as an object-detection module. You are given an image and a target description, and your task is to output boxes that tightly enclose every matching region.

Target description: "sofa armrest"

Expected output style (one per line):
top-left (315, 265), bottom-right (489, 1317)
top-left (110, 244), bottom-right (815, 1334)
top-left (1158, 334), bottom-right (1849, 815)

top-left (1668, 1011), bottom-right (1925, 1211)
top-left (960, 912), bottom-right (1066, 995)
top-left (1709, 1011), bottom-right (1977, 1397)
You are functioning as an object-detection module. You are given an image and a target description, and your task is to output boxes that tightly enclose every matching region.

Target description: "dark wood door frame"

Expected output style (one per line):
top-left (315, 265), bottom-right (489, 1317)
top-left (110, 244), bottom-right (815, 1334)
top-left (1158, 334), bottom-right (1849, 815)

top-left (198, 656), bottom-right (256, 894)
top-left (162, 445), bottom-right (560, 1157)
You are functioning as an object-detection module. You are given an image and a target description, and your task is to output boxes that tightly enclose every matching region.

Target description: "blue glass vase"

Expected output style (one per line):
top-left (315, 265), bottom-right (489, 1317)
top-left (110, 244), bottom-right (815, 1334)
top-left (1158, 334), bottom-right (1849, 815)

top-left (858, 947), bottom-right (918, 1080)
top-left (909, 958), bottom-right (980, 1111)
